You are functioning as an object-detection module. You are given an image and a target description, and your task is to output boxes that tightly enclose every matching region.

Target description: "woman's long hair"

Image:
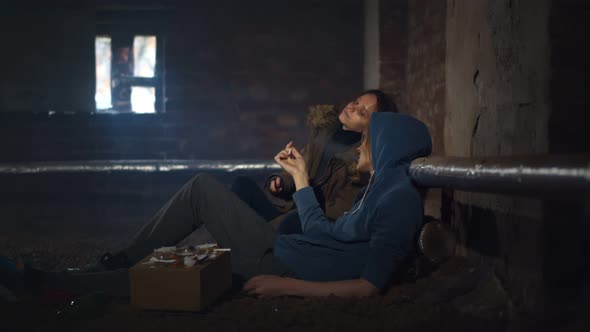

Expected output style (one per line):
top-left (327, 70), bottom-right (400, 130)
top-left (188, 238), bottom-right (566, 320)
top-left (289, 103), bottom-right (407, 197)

top-left (349, 126), bottom-right (372, 182)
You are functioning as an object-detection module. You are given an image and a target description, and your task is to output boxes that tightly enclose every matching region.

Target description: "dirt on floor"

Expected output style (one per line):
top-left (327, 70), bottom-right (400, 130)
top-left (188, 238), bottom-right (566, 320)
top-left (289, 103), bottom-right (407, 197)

top-left (0, 231), bottom-right (587, 332)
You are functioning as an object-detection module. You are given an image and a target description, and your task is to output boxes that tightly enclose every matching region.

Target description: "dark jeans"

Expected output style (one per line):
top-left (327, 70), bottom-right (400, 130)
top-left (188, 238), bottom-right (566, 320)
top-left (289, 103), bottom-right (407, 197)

top-left (231, 176), bottom-right (303, 235)
top-left (230, 176), bottom-right (282, 221)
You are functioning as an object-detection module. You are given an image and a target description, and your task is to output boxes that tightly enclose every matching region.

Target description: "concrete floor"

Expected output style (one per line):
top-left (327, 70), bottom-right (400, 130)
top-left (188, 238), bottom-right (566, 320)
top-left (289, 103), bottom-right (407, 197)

top-left (2, 223), bottom-right (590, 331)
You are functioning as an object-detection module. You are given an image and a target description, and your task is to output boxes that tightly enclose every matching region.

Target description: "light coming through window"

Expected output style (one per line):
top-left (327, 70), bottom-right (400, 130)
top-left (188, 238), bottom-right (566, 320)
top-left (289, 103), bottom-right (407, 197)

top-left (95, 36), bottom-right (112, 110)
top-left (95, 35), bottom-right (157, 113)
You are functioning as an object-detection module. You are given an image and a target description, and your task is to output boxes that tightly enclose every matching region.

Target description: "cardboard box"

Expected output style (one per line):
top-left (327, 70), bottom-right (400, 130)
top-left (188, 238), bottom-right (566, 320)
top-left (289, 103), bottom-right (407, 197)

top-left (129, 250), bottom-right (231, 311)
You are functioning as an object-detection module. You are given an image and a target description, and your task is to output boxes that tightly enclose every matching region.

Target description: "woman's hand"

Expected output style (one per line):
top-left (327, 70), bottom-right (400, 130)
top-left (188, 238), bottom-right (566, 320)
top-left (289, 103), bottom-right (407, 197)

top-left (244, 275), bottom-right (379, 298)
top-left (274, 142), bottom-right (306, 177)
top-left (243, 275), bottom-right (297, 298)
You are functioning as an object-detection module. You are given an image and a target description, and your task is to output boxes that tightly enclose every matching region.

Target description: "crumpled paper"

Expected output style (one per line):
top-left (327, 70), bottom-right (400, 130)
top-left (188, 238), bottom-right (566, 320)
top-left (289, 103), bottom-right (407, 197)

top-left (144, 257), bottom-right (177, 264)
top-left (144, 243), bottom-right (221, 266)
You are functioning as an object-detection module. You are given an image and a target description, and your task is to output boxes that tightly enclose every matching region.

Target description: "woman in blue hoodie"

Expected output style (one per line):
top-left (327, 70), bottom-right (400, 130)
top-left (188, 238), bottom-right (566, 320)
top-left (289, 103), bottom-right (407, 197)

top-left (244, 112), bottom-right (432, 297)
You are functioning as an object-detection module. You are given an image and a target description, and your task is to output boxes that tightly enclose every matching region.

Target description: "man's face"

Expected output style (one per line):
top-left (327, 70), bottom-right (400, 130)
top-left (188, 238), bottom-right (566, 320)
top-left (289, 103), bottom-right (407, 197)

top-left (338, 93), bottom-right (378, 132)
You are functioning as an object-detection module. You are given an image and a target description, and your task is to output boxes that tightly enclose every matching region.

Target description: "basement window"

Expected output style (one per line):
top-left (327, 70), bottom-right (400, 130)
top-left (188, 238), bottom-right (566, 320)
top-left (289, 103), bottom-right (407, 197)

top-left (95, 36), bottom-right (112, 110)
top-left (95, 35), bottom-right (160, 113)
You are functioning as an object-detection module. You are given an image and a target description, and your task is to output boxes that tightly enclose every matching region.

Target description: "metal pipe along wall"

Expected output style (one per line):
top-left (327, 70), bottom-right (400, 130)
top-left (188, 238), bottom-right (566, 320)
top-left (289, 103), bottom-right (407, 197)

top-left (1, 154), bottom-right (588, 196)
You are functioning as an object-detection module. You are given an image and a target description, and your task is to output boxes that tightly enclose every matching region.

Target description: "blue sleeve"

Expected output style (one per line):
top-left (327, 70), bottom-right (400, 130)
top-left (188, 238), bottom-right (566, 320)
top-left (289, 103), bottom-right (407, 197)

top-left (361, 195), bottom-right (422, 291)
top-left (292, 186), bottom-right (335, 234)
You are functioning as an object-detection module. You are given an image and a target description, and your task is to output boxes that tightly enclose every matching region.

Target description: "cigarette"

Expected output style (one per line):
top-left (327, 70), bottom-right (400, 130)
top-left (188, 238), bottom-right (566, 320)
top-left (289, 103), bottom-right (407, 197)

top-left (213, 248), bottom-right (231, 252)
top-left (279, 147), bottom-right (296, 160)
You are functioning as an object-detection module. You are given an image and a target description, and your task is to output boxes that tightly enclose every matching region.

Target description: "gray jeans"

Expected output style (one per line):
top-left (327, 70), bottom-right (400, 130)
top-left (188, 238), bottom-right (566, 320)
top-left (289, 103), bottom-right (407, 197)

top-left (124, 173), bottom-right (291, 279)
top-left (51, 174), bottom-right (292, 296)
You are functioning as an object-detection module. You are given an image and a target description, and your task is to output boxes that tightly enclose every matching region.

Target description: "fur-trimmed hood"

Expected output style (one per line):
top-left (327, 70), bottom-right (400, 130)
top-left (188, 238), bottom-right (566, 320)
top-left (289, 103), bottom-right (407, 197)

top-left (306, 104), bottom-right (341, 131)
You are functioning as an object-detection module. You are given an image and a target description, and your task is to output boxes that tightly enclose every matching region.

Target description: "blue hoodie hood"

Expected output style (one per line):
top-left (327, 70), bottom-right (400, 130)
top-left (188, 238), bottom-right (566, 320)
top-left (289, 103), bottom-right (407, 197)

top-left (370, 112), bottom-right (432, 175)
top-left (275, 112), bottom-right (432, 291)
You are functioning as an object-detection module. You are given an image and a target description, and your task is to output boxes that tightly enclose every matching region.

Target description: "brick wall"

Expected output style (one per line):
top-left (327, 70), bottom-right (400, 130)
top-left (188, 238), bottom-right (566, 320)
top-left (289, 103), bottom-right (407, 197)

top-left (0, 112), bottom-right (243, 161)
top-left (0, 8), bottom-right (95, 114)
top-left (0, 1), bottom-right (364, 161)
top-left (379, 0), bottom-right (445, 154)
top-left (379, 0), bottom-right (407, 111)
top-left (402, 0), bottom-right (446, 219)
top-left (405, 0), bottom-right (446, 155)
top-left (379, 0), bottom-right (446, 218)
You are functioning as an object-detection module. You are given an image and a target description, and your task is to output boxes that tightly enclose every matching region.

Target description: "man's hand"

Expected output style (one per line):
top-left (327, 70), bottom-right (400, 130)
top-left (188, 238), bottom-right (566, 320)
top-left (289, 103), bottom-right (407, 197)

top-left (268, 176), bottom-right (283, 195)
top-left (243, 275), bottom-right (296, 298)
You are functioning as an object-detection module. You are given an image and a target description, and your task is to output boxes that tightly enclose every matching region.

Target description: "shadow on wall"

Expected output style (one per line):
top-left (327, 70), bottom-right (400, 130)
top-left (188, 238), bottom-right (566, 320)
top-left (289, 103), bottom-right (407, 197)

top-left (548, 0), bottom-right (590, 155)
top-left (543, 200), bottom-right (590, 297)
top-left (453, 195), bottom-right (590, 314)
top-left (454, 203), bottom-right (500, 258)
top-left (451, 199), bottom-right (545, 312)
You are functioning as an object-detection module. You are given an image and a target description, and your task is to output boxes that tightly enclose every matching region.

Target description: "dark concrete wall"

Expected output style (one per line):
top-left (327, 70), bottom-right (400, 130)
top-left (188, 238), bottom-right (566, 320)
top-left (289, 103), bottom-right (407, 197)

top-left (0, 1), bottom-right (364, 161)
top-left (447, 0), bottom-right (551, 314)
top-left (380, 0), bottom-right (589, 315)
top-left (444, 0), bottom-right (590, 316)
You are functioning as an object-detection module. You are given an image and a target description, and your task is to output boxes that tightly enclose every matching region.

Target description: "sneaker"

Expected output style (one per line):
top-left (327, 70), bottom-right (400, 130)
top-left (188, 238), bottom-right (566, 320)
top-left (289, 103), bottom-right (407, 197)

top-left (102, 252), bottom-right (132, 270)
